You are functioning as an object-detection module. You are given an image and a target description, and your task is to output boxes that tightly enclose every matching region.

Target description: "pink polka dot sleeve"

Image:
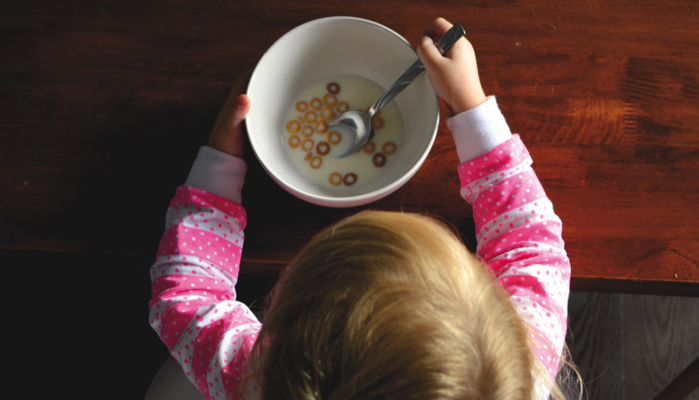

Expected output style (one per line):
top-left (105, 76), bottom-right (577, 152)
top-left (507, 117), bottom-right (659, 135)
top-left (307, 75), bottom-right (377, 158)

top-left (458, 134), bottom-right (571, 395)
top-left (148, 185), bottom-right (261, 400)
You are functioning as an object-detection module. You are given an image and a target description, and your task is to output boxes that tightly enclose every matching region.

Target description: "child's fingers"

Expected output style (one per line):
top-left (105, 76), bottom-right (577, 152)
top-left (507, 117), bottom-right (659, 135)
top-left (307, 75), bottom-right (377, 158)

top-left (217, 68), bottom-right (254, 129)
top-left (222, 68), bottom-right (253, 112)
top-left (207, 68), bottom-right (255, 157)
top-left (419, 17), bottom-right (466, 64)
top-left (224, 94), bottom-right (251, 130)
top-left (421, 17), bottom-right (454, 40)
top-left (207, 93), bottom-right (250, 157)
top-left (433, 17), bottom-right (454, 37)
top-left (416, 35), bottom-right (446, 70)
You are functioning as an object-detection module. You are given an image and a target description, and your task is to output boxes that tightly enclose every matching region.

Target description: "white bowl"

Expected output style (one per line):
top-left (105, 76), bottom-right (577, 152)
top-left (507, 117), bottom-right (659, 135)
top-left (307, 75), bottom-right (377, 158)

top-left (246, 16), bottom-right (440, 208)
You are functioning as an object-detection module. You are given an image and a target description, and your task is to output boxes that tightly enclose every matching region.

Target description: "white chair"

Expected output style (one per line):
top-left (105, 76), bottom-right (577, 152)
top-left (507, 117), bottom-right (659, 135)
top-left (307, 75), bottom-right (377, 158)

top-left (144, 357), bottom-right (206, 400)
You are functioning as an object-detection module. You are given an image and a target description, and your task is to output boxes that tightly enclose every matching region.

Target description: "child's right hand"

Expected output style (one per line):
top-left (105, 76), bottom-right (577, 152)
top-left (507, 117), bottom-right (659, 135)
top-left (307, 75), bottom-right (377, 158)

top-left (416, 18), bottom-right (487, 115)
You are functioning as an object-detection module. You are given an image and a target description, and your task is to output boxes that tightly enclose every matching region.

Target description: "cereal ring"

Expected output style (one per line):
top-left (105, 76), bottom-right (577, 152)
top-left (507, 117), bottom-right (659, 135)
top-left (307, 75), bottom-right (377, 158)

top-left (363, 141), bottom-right (376, 154)
top-left (301, 138), bottom-right (314, 152)
top-left (286, 120), bottom-right (300, 134)
top-left (304, 151), bottom-right (313, 161)
top-left (319, 107), bottom-right (334, 122)
top-left (309, 156), bottom-right (322, 169)
top-left (372, 152), bottom-right (386, 167)
top-left (372, 117), bottom-right (385, 129)
top-left (337, 102), bottom-right (349, 113)
top-left (323, 94), bottom-right (337, 108)
top-left (305, 111), bottom-right (317, 124)
top-left (296, 101), bottom-right (308, 112)
top-left (343, 173), bottom-right (357, 186)
top-left (288, 135), bottom-right (300, 148)
top-left (315, 121), bottom-right (327, 134)
top-left (301, 125), bottom-right (314, 137)
top-left (382, 141), bottom-right (397, 155)
top-left (328, 172), bottom-right (342, 186)
top-left (327, 131), bottom-right (341, 145)
top-left (316, 141), bottom-right (330, 156)
top-left (327, 82), bottom-right (340, 95)
top-left (310, 98), bottom-right (323, 110)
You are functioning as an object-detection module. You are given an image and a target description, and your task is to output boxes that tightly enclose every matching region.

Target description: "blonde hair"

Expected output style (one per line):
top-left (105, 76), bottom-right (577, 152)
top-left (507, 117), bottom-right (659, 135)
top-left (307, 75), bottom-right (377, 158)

top-left (241, 211), bottom-right (579, 400)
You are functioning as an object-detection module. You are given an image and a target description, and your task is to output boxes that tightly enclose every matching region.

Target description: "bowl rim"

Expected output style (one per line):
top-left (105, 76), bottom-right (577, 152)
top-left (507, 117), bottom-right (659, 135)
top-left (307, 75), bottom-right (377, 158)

top-left (246, 16), bottom-right (440, 207)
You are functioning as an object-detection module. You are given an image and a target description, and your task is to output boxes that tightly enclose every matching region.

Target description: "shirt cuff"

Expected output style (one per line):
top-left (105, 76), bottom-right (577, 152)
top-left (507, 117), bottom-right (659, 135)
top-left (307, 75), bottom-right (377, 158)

top-left (445, 95), bottom-right (513, 163)
top-left (184, 146), bottom-right (247, 204)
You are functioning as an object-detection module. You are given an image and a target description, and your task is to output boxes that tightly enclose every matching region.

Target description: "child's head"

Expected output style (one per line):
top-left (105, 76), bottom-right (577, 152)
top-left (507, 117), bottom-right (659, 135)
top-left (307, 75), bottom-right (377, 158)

top-left (248, 211), bottom-right (538, 399)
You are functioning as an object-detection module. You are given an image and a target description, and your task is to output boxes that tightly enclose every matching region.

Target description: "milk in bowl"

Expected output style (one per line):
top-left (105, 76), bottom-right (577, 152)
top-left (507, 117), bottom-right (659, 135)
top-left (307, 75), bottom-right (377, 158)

top-left (281, 74), bottom-right (404, 193)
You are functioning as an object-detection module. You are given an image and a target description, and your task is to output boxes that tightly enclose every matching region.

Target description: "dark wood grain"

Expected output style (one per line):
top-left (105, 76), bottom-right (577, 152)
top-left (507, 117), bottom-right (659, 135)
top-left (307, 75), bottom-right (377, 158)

top-left (624, 295), bottom-right (699, 400)
top-left (566, 292), bottom-right (624, 399)
top-left (1, 0), bottom-right (698, 295)
top-left (566, 292), bottom-right (699, 400)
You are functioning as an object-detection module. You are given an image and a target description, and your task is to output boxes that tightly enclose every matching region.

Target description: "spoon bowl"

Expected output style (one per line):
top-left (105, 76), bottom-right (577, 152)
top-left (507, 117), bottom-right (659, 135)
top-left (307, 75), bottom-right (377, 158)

top-left (327, 110), bottom-right (371, 154)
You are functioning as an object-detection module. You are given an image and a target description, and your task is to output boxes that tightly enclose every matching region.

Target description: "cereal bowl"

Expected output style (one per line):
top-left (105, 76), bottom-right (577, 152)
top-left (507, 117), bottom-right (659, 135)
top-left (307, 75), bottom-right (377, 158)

top-left (246, 16), bottom-right (440, 208)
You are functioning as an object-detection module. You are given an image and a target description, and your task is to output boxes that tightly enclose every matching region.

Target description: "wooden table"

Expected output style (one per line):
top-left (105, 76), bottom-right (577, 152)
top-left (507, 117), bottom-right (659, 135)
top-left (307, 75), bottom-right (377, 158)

top-left (2, 0), bottom-right (697, 295)
top-left (2, 1), bottom-right (698, 398)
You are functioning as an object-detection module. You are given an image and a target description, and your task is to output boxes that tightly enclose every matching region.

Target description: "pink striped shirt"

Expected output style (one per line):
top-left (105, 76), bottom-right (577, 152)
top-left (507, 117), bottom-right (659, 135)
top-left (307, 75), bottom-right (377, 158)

top-left (459, 134), bottom-right (570, 391)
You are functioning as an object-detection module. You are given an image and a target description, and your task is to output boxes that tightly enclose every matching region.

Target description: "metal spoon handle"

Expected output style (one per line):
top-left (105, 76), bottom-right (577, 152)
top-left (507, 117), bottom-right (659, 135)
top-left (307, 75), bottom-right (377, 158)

top-left (367, 23), bottom-right (466, 117)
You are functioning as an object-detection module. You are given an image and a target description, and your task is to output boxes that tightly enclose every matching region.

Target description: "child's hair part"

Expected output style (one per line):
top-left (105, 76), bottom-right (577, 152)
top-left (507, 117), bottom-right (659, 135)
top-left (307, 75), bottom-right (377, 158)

top-left (245, 210), bottom-right (559, 399)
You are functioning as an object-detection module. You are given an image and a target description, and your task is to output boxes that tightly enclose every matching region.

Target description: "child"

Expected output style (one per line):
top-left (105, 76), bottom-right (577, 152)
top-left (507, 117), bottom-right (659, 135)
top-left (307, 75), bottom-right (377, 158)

top-left (149, 17), bottom-right (577, 400)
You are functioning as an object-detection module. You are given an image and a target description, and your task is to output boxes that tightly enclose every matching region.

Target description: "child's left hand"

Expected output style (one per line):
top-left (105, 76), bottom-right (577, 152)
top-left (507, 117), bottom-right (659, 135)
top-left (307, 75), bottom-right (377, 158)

top-left (206, 68), bottom-right (253, 158)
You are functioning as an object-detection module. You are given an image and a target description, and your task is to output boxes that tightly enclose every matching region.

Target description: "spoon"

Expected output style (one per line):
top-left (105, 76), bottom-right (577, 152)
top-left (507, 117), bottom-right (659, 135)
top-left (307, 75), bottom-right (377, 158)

top-left (329, 23), bottom-right (466, 158)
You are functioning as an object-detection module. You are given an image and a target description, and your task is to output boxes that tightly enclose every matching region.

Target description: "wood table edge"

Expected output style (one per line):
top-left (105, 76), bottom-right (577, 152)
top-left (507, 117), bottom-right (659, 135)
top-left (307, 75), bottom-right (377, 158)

top-left (3, 249), bottom-right (696, 297)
